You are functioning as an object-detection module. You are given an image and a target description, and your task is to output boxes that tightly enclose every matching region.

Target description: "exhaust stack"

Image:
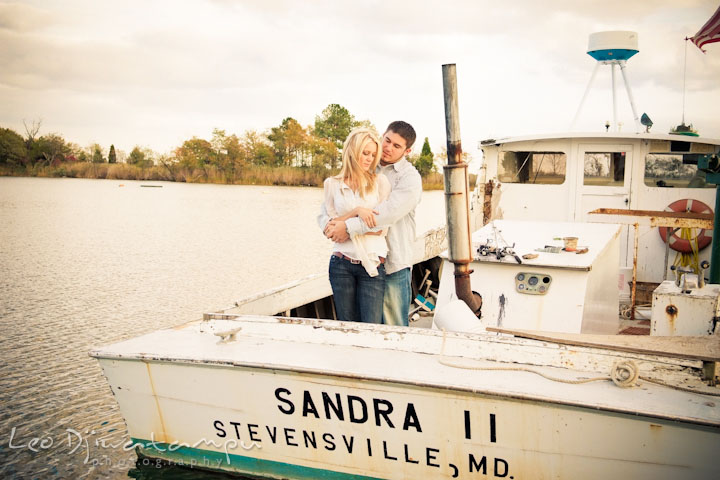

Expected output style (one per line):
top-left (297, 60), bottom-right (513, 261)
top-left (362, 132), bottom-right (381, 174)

top-left (441, 64), bottom-right (482, 316)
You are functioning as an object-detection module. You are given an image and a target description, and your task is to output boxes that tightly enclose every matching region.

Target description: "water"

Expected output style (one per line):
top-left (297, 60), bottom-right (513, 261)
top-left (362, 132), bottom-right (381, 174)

top-left (0, 177), bottom-right (445, 479)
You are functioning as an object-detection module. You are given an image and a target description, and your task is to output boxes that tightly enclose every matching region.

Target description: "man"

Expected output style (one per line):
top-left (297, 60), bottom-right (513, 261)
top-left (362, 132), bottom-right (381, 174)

top-left (324, 121), bottom-right (422, 326)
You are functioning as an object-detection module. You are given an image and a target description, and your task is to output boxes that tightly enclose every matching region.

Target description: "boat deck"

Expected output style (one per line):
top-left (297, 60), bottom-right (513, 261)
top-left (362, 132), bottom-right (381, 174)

top-left (619, 317), bottom-right (651, 335)
top-left (409, 310), bottom-right (651, 335)
top-left (91, 315), bottom-right (720, 427)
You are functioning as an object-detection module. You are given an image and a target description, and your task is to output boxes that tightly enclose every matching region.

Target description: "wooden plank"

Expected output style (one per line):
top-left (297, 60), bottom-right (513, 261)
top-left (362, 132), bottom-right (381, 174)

top-left (487, 327), bottom-right (720, 362)
top-left (588, 208), bottom-right (714, 229)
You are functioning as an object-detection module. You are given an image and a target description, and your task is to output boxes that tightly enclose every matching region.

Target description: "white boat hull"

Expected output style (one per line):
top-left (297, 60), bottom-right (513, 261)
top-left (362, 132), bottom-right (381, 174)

top-left (92, 317), bottom-right (720, 479)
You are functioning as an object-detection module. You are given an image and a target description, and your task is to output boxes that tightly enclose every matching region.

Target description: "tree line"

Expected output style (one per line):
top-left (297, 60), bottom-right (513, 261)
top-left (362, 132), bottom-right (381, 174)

top-left (0, 104), bottom-right (441, 187)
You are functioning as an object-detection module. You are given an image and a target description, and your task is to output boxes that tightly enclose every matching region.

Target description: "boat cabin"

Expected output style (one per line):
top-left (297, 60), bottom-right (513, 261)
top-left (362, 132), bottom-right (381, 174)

top-left (476, 132), bottom-right (720, 287)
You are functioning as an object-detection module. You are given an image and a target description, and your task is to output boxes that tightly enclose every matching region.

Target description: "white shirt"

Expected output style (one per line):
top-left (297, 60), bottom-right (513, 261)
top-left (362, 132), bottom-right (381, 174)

top-left (345, 159), bottom-right (422, 275)
top-left (319, 175), bottom-right (391, 276)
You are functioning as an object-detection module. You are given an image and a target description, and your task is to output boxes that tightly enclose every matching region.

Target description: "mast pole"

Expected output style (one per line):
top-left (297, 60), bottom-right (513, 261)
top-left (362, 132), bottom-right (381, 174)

top-left (682, 38), bottom-right (688, 126)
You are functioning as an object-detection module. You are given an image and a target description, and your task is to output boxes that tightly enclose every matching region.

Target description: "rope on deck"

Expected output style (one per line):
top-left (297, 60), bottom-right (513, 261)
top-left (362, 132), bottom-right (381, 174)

top-left (438, 329), bottom-right (720, 396)
top-left (438, 329), bottom-right (639, 387)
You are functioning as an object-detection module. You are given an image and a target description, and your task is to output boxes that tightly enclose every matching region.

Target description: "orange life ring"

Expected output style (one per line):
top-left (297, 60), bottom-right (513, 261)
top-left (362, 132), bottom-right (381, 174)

top-left (658, 198), bottom-right (713, 253)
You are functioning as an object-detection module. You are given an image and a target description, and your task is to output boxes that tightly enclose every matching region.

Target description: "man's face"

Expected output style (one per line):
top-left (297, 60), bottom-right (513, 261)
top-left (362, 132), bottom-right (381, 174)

top-left (381, 131), bottom-right (410, 165)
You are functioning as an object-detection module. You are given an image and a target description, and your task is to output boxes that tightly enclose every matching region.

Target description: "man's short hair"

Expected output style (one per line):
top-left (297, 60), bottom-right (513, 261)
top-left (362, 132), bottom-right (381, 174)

top-left (385, 121), bottom-right (416, 150)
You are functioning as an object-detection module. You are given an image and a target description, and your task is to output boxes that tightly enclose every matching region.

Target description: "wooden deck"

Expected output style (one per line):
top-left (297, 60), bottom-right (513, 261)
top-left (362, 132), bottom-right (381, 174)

top-left (487, 327), bottom-right (720, 362)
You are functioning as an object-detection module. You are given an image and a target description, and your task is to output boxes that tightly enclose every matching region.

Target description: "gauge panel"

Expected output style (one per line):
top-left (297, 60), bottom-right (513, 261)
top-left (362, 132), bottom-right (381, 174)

top-left (515, 272), bottom-right (552, 295)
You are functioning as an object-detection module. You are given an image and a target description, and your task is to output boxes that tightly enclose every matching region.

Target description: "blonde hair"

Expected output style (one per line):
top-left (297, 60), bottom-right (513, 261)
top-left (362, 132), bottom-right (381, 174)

top-left (337, 127), bottom-right (382, 198)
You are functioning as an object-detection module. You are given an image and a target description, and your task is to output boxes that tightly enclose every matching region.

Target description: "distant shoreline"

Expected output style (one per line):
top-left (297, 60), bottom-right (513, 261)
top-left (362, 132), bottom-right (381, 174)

top-left (0, 163), bottom-right (466, 191)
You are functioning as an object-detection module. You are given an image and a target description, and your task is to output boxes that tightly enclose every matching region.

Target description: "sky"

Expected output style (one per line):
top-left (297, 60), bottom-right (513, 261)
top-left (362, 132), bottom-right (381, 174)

top-left (1, 0), bottom-right (719, 162)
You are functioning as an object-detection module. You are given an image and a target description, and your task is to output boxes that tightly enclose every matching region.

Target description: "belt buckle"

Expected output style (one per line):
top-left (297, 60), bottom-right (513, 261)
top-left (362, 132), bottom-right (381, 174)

top-left (349, 257), bottom-right (361, 264)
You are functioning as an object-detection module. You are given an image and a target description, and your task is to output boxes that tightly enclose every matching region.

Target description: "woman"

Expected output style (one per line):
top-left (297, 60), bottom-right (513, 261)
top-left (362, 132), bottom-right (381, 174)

top-left (321, 127), bottom-right (390, 323)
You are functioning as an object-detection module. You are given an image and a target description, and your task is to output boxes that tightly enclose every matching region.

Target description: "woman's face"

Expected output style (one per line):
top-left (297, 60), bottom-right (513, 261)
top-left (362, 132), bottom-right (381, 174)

top-left (358, 140), bottom-right (377, 172)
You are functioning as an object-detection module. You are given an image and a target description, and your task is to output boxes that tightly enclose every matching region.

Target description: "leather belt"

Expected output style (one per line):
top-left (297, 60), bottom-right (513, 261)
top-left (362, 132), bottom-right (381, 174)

top-left (333, 252), bottom-right (385, 264)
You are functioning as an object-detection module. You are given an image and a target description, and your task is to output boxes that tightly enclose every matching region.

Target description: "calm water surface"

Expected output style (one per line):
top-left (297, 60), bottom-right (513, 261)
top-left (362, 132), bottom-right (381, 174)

top-left (0, 177), bottom-right (445, 479)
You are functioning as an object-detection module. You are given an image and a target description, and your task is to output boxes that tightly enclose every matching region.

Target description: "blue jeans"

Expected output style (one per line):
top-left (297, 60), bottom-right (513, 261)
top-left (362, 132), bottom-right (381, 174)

top-left (329, 255), bottom-right (386, 324)
top-left (383, 268), bottom-right (411, 327)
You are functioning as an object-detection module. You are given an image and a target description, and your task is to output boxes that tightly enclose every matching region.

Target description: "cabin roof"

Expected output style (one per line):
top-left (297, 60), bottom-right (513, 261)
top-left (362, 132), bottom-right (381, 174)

top-left (480, 131), bottom-right (720, 147)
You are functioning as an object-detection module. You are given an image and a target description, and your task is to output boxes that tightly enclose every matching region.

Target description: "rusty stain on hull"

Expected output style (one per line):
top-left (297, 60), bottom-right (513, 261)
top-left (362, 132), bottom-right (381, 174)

top-left (144, 361), bottom-right (169, 444)
top-left (483, 180), bottom-right (495, 226)
top-left (665, 304), bottom-right (678, 334)
top-left (588, 208), bottom-right (714, 229)
top-left (498, 294), bottom-right (507, 328)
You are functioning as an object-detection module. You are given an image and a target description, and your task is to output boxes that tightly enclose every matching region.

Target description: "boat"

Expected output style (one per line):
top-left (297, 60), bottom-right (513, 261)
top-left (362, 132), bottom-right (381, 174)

top-left (90, 31), bottom-right (720, 479)
top-left (218, 29), bottom-right (720, 322)
top-left (213, 127), bottom-right (720, 326)
top-left (468, 28), bottom-right (720, 319)
top-left (90, 315), bottom-right (720, 479)
top-left (474, 131), bottom-right (720, 292)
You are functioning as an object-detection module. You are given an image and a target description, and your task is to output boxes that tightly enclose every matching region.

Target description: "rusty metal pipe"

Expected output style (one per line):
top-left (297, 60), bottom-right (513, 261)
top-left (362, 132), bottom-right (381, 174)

top-left (631, 222), bottom-right (638, 320)
top-left (442, 64), bottom-right (481, 315)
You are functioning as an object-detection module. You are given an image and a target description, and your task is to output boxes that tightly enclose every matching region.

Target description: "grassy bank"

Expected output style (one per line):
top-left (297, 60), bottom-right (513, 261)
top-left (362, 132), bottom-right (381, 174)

top-left (0, 163), bottom-right (475, 191)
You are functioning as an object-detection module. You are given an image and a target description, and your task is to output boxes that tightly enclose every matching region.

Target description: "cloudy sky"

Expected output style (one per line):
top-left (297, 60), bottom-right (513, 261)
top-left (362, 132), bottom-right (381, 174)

top-left (1, 0), bottom-right (719, 160)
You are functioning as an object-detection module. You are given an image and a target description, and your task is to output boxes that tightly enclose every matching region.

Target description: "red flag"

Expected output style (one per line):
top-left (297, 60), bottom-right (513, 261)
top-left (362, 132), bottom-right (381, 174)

top-left (689, 5), bottom-right (720, 52)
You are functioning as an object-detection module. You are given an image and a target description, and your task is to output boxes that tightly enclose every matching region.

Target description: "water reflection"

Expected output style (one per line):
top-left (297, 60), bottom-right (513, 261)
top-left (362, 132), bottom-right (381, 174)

top-left (128, 457), bottom-right (244, 479)
top-left (0, 177), bottom-right (444, 478)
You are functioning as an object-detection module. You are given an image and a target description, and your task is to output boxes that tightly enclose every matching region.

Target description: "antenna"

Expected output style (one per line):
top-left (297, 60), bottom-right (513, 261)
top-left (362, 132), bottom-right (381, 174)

top-left (671, 37), bottom-right (698, 136)
top-left (682, 38), bottom-right (688, 126)
top-left (571, 31), bottom-right (642, 132)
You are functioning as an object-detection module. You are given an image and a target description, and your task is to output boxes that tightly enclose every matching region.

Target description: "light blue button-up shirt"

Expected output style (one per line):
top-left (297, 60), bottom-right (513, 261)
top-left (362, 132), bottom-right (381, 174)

top-left (345, 159), bottom-right (422, 275)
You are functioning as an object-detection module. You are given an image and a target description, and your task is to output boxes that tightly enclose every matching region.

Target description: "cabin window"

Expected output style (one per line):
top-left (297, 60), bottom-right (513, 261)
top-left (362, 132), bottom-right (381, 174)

top-left (644, 153), bottom-right (713, 188)
top-left (497, 151), bottom-right (566, 184)
top-left (583, 152), bottom-right (626, 186)
top-left (649, 140), bottom-right (716, 154)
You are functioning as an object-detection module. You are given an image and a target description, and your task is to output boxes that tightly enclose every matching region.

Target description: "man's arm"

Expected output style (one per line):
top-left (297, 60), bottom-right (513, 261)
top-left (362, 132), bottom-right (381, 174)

top-left (318, 176), bottom-right (343, 232)
top-left (317, 201), bottom-right (332, 231)
top-left (319, 177), bottom-right (350, 242)
top-left (346, 170), bottom-right (421, 236)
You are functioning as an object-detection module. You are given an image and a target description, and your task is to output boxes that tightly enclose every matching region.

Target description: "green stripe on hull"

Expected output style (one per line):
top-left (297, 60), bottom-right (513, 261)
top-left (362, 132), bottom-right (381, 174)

top-left (131, 438), bottom-right (383, 480)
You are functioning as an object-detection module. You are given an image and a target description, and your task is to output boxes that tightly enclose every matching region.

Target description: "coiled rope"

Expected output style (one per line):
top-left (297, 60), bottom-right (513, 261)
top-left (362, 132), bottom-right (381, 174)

top-left (438, 329), bottom-right (639, 388)
top-left (673, 227), bottom-right (701, 274)
top-left (438, 330), bottom-right (720, 396)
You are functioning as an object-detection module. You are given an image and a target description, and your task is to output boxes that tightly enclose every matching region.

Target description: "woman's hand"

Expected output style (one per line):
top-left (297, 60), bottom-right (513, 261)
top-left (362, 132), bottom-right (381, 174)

top-left (325, 219), bottom-right (349, 242)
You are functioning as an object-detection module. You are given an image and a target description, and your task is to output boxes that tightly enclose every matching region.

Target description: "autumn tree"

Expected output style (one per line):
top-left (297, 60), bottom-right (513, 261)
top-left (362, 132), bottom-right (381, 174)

top-left (127, 147), bottom-right (144, 165)
top-left (127, 146), bottom-right (154, 168)
top-left (354, 119), bottom-right (377, 132)
top-left (0, 127), bottom-right (27, 165)
top-left (153, 152), bottom-right (184, 180)
top-left (23, 119), bottom-right (42, 151)
top-left (32, 134), bottom-right (70, 166)
top-left (223, 133), bottom-right (245, 169)
top-left (91, 144), bottom-right (105, 163)
top-left (242, 130), bottom-right (275, 166)
top-left (174, 138), bottom-right (214, 178)
top-left (267, 117), bottom-right (308, 166)
top-left (308, 135), bottom-right (339, 171)
top-left (314, 104), bottom-right (355, 151)
top-left (211, 128), bottom-right (246, 181)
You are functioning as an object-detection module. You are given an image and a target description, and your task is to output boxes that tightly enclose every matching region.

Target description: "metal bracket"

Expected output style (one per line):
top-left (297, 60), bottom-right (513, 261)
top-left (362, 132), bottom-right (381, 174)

top-left (215, 327), bottom-right (242, 344)
top-left (702, 361), bottom-right (718, 387)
